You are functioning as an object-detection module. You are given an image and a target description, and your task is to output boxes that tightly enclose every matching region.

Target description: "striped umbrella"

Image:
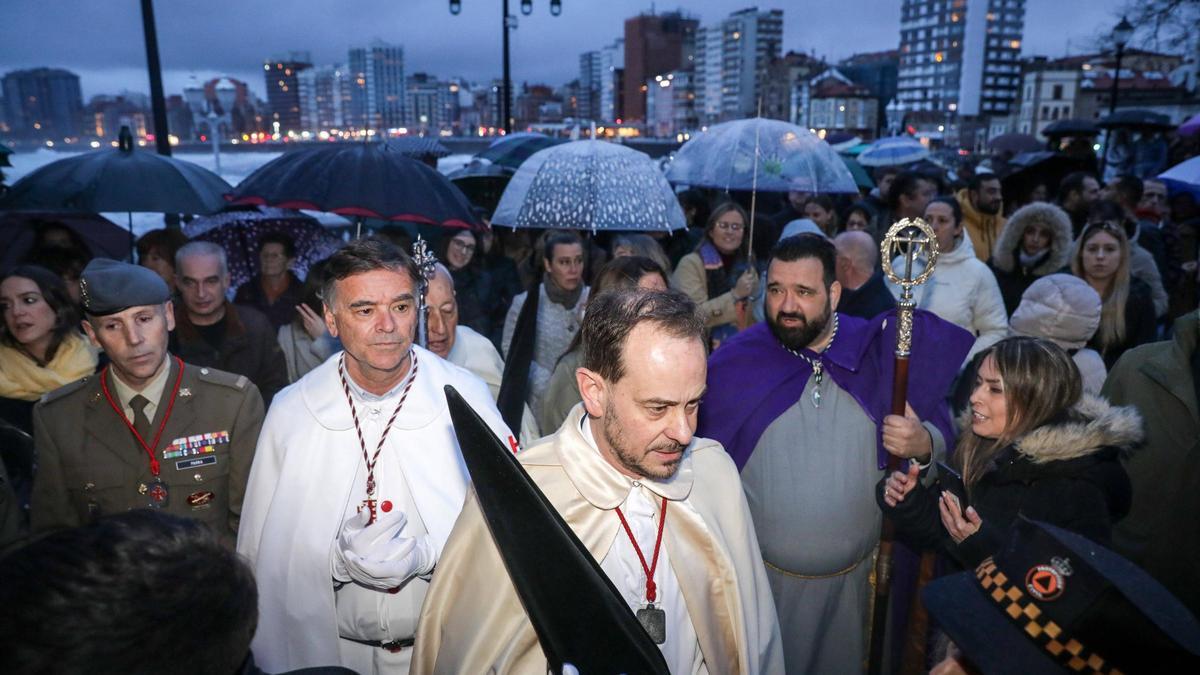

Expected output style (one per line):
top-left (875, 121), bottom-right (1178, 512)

top-left (857, 136), bottom-right (931, 167)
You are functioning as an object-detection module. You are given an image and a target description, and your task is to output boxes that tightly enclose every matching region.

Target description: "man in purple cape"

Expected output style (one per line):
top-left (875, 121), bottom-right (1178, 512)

top-left (698, 234), bottom-right (972, 673)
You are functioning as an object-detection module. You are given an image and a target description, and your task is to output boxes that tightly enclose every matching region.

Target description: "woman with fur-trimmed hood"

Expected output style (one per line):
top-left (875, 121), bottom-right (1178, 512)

top-left (877, 337), bottom-right (1138, 568)
top-left (989, 202), bottom-right (1074, 315)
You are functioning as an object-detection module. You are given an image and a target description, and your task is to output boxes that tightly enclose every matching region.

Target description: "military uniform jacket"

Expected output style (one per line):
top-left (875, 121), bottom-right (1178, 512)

top-left (30, 357), bottom-right (264, 545)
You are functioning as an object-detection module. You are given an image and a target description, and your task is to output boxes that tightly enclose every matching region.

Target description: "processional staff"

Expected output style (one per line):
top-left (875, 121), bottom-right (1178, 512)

top-left (868, 217), bottom-right (941, 675)
top-left (411, 236), bottom-right (438, 349)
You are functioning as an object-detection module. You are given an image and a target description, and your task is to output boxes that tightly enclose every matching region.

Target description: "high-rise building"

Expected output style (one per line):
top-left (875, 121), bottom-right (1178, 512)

top-left (895, 0), bottom-right (1025, 118)
top-left (578, 38), bottom-right (626, 123)
top-left (623, 11), bottom-right (698, 124)
top-left (839, 50), bottom-right (900, 135)
top-left (645, 70), bottom-right (697, 137)
top-left (693, 8), bottom-right (783, 124)
top-left (405, 72), bottom-right (453, 132)
top-left (1, 67), bottom-right (84, 140)
top-left (348, 41), bottom-right (406, 132)
top-left (578, 50), bottom-right (603, 121)
top-left (263, 53), bottom-right (312, 135)
top-left (85, 94), bottom-right (149, 140)
top-left (298, 65), bottom-right (351, 133)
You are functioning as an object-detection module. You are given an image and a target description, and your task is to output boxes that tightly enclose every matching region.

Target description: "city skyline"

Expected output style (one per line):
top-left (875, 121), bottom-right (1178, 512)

top-left (4, 0), bottom-right (1131, 102)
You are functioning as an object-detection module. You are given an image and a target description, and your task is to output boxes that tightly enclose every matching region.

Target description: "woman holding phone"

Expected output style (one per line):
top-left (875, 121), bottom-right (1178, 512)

top-left (877, 336), bottom-right (1138, 567)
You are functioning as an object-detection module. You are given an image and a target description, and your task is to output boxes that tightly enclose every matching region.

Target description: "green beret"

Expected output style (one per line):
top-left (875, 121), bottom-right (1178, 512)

top-left (80, 258), bottom-right (171, 316)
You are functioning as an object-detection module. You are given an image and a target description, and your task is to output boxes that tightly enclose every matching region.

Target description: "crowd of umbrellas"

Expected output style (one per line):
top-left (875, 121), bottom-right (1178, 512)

top-left (4, 108), bottom-right (1200, 275)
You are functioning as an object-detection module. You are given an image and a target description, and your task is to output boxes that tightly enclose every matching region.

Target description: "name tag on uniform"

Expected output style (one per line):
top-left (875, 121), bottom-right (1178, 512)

top-left (176, 456), bottom-right (218, 471)
top-left (162, 430), bottom-right (230, 460)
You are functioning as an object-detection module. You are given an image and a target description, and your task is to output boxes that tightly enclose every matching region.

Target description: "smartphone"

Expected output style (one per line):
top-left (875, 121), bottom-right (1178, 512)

top-left (936, 461), bottom-right (968, 509)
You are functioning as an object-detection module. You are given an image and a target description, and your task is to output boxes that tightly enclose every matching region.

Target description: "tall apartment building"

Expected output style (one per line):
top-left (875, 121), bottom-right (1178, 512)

top-left (405, 72), bottom-right (455, 132)
top-left (298, 65), bottom-right (352, 133)
top-left (263, 52), bottom-right (312, 135)
top-left (1, 67), bottom-right (84, 140)
top-left (578, 39), bottom-right (625, 123)
top-left (895, 0), bottom-right (1025, 117)
top-left (347, 41), bottom-right (406, 131)
top-left (623, 11), bottom-right (698, 123)
top-left (694, 7), bottom-right (783, 124)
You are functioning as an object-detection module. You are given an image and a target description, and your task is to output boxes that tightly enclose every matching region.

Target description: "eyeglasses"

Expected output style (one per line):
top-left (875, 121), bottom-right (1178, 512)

top-left (450, 239), bottom-right (477, 254)
top-left (715, 221), bottom-right (745, 232)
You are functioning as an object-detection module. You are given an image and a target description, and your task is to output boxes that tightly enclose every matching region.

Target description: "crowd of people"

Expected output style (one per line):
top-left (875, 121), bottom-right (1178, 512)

top-left (1, 155), bottom-right (1199, 675)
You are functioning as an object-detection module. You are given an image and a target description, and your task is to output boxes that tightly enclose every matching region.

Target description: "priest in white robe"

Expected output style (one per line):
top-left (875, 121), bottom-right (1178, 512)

top-left (413, 288), bottom-right (783, 674)
top-left (236, 239), bottom-right (512, 674)
top-left (425, 264), bottom-right (541, 446)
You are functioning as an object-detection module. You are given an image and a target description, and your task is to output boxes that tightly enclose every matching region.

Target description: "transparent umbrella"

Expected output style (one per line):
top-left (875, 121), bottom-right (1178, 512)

top-left (664, 117), bottom-right (858, 194)
top-left (857, 136), bottom-right (931, 167)
top-left (491, 140), bottom-right (685, 232)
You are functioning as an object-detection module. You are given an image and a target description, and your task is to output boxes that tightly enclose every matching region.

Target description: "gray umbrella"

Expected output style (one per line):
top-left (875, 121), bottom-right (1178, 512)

top-left (491, 140), bottom-right (685, 232)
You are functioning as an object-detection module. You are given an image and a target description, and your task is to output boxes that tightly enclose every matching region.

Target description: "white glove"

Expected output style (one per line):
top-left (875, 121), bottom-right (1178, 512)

top-left (338, 508), bottom-right (436, 591)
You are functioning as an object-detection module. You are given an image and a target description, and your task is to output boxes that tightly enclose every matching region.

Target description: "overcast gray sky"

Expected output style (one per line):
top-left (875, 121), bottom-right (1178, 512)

top-left (2, 0), bottom-right (1129, 100)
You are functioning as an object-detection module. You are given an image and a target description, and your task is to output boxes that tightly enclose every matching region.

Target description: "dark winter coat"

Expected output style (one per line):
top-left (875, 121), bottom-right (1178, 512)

top-left (877, 394), bottom-right (1141, 568)
top-left (1103, 310), bottom-right (1200, 615)
top-left (988, 202), bottom-right (1074, 315)
top-left (170, 302), bottom-right (288, 408)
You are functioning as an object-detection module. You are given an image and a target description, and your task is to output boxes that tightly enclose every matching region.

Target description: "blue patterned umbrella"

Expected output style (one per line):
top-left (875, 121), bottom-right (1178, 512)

top-left (856, 136), bottom-right (931, 167)
top-left (491, 140), bottom-right (685, 232)
top-left (665, 117), bottom-right (857, 194)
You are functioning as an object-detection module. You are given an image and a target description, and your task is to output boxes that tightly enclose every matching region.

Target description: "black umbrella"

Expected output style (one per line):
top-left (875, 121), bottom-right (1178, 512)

top-left (987, 133), bottom-right (1042, 154)
top-left (1000, 152), bottom-right (1092, 209)
top-left (1041, 119), bottom-right (1099, 138)
top-left (447, 160), bottom-right (515, 215)
top-left (0, 129), bottom-right (231, 215)
top-left (228, 141), bottom-right (482, 231)
top-left (1098, 109), bottom-right (1173, 130)
top-left (443, 385), bottom-right (671, 675)
top-left (0, 211), bottom-right (132, 268)
top-left (476, 135), bottom-right (565, 170)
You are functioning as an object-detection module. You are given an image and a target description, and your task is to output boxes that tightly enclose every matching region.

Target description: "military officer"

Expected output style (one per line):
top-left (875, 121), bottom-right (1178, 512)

top-left (30, 259), bottom-right (264, 546)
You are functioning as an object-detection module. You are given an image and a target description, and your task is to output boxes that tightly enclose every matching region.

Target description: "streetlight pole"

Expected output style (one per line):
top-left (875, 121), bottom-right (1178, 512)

top-left (139, 0), bottom-right (171, 156)
top-left (502, 0), bottom-right (513, 134)
top-left (450, 1), bottom-right (561, 135)
top-left (1101, 16), bottom-right (1134, 176)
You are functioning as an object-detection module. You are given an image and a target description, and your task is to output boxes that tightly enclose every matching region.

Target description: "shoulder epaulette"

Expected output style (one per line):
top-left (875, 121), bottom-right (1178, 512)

top-left (194, 366), bottom-right (249, 391)
top-left (38, 375), bottom-right (92, 406)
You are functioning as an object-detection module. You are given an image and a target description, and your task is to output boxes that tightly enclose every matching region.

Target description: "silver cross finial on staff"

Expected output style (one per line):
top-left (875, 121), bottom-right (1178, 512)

top-left (411, 235), bottom-right (439, 349)
top-left (880, 217), bottom-right (940, 357)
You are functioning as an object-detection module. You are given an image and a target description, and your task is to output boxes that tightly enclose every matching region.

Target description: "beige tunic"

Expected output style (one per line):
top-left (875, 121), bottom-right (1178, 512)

top-left (412, 404), bottom-right (784, 674)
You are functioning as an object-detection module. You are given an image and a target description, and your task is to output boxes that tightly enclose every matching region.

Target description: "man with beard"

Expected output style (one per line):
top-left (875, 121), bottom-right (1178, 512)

top-left (699, 234), bottom-right (972, 673)
top-left (414, 289), bottom-right (783, 674)
top-left (957, 173), bottom-right (1006, 262)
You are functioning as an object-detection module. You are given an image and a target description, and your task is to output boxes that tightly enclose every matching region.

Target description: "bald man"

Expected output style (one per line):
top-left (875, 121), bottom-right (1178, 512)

top-left (427, 265), bottom-right (541, 445)
top-left (833, 231), bottom-right (895, 320)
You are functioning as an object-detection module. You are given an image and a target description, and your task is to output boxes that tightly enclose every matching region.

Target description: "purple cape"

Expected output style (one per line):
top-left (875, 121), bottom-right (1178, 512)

top-left (698, 310), bottom-right (974, 470)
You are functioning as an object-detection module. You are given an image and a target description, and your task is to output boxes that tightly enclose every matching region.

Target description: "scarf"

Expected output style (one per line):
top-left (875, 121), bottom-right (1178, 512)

top-left (1018, 249), bottom-right (1050, 271)
top-left (544, 275), bottom-right (584, 310)
top-left (0, 333), bottom-right (98, 401)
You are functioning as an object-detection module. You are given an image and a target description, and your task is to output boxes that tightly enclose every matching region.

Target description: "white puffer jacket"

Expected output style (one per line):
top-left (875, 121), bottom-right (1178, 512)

top-left (887, 228), bottom-right (1008, 365)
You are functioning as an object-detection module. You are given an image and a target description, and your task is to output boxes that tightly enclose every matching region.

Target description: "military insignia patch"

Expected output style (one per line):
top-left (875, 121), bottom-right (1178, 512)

top-left (187, 490), bottom-right (215, 508)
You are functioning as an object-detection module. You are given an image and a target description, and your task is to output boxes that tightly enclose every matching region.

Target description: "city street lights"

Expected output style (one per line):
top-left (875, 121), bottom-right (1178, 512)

top-left (1101, 16), bottom-right (1134, 173)
top-left (449, 2), bottom-right (562, 134)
